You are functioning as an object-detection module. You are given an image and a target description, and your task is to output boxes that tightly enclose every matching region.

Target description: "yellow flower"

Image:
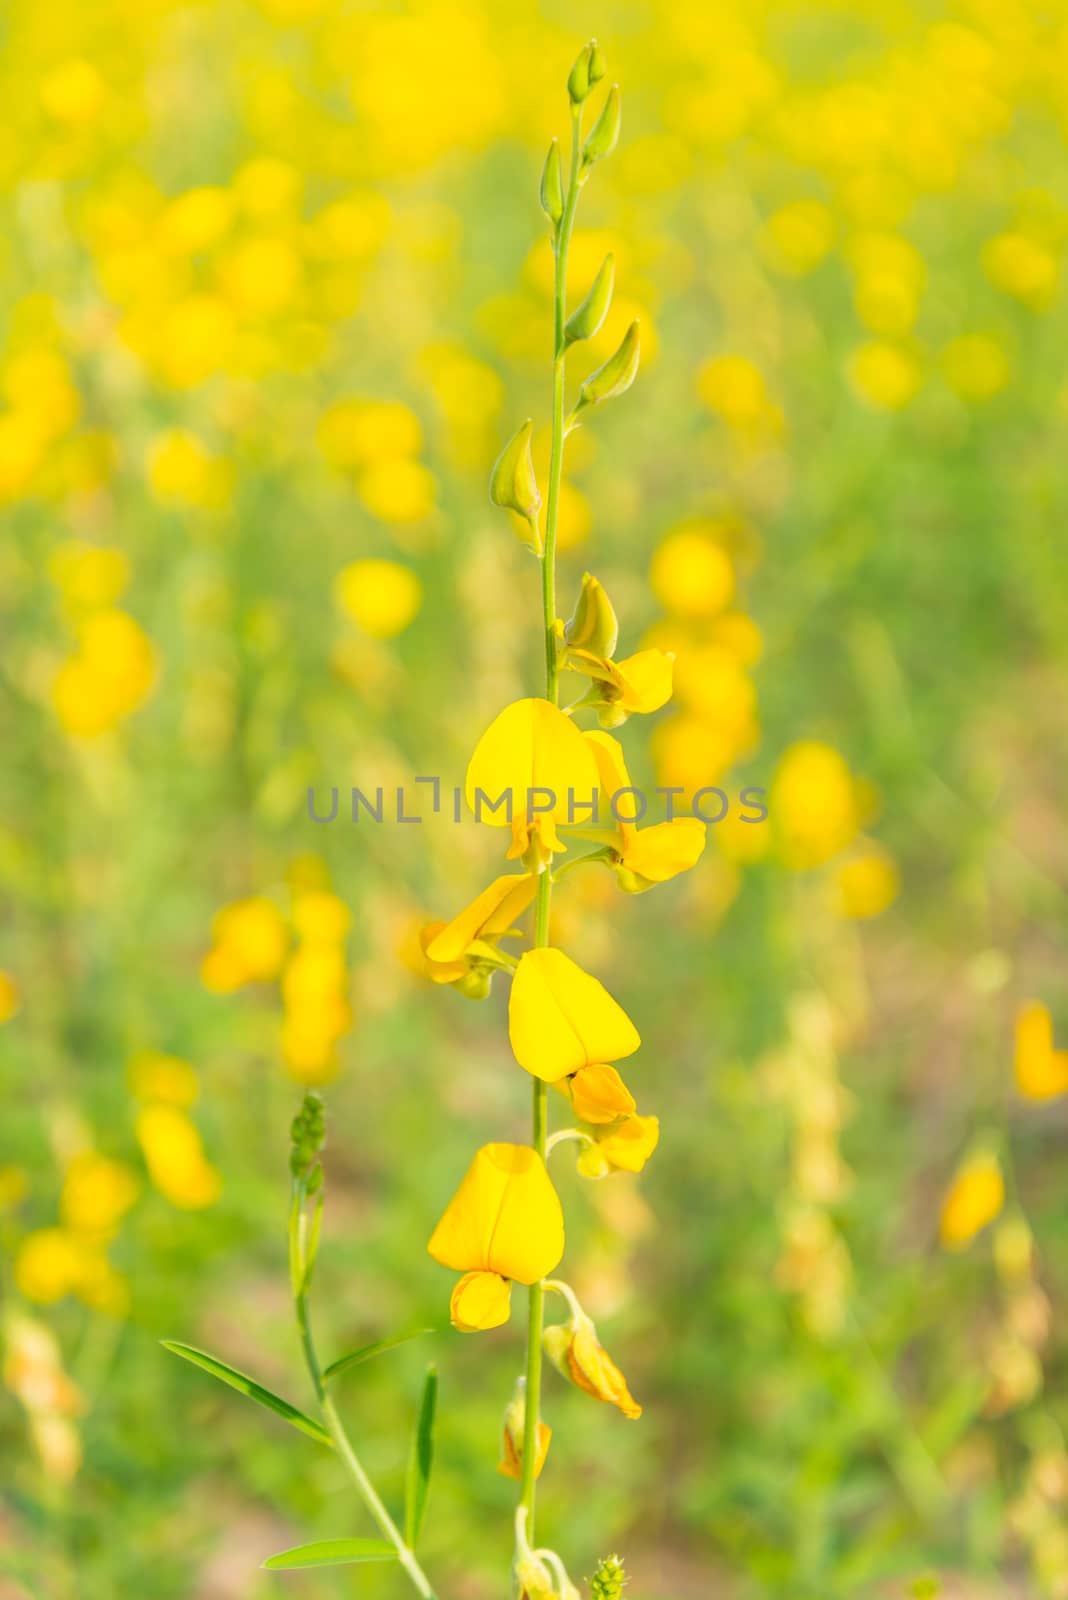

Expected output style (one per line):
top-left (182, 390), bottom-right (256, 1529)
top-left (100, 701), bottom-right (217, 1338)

top-left (427, 1143), bottom-right (565, 1332)
top-left (146, 429), bottom-right (231, 509)
top-left (941, 333), bottom-right (1010, 402)
top-left (509, 947), bottom-right (639, 1083)
top-left (317, 398), bottom-right (422, 471)
top-left (0, 970), bottom-right (20, 1023)
top-left (47, 541), bottom-right (129, 612)
top-left (465, 697), bottom-right (599, 865)
top-left (772, 740), bottom-right (860, 869)
top-left (136, 1106), bottom-right (221, 1210)
top-left (567, 647), bottom-right (674, 728)
top-left (40, 58), bottom-right (105, 123)
top-left (157, 187), bottom-right (234, 254)
top-left (334, 558), bottom-right (422, 639)
top-left (358, 459), bottom-right (437, 523)
top-left (128, 1050), bottom-right (199, 1107)
top-left (1014, 1001), bottom-right (1068, 1102)
top-left (560, 1062), bottom-right (636, 1124)
top-left (292, 891), bottom-right (351, 944)
top-left (834, 845), bottom-right (900, 919)
top-left (60, 1153), bottom-right (139, 1239)
top-left (940, 1152), bottom-right (1004, 1250)
top-left (53, 610), bottom-right (158, 738)
top-left (761, 200), bottom-right (835, 276)
top-left (697, 354), bottom-right (774, 431)
top-left (579, 1114), bottom-right (660, 1176)
top-left (201, 895), bottom-right (288, 989)
top-left (983, 233), bottom-right (1058, 308)
top-left (14, 1230), bottom-right (84, 1304)
top-left (649, 526), bottom-right (734, 619)
top-left (848, 341), bottom-right (922, 410)
top-left (543, 1306), bottom-right (641, 1419)
top-left (421, 873), bottom-right (536, 992)
top-left (582, 730), bottom-right (705, 892)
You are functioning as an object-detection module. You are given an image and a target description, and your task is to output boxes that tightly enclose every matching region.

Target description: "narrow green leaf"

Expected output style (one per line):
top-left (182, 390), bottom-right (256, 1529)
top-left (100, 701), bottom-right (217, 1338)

top-left (324, 1328), bottom-right (434, 1384)
top-left (161, 1341), bottom-right (331, 1448)
top-left (262, 1538), bottom-right (397, 1571)
top-left (404, 1364), bottom-right (437, 1550)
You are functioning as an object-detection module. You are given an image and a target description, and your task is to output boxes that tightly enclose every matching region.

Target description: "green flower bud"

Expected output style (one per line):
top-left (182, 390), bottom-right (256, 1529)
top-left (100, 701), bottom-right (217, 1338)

top-left (564, 572), bottom-right (619, 658)
top-left (588, 44), bottom-right (607, 89)
top-left (582, 85), bottom-right (621, 169)
top-left (456, 967), bottom-right (492, 1001)
top-left (567, 41), bottom-right (597, 104)
top-left (575, 321), bottom-right (640, 413)
top-left (563, 254), bottom-right (614, 347)
top-left (539, 139), bottom-right (564, 229)
top-left (590, 1554), bottom-right (628, 1600)
top-left (489, 419), bottom-right (543, 550)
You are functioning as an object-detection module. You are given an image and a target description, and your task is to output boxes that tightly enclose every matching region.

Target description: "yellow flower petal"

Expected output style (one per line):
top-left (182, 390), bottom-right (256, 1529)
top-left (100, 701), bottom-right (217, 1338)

top-left (620, 818), bottom-right (706, 885)
top-left (508, 948), bottom-right (640, 1082)
top-left (544, 1314), bottom-right (642, 1418)
top-left (565, 1063), bottom-right (637, 1124)
top-left (1014, 1001), bottom-right (1068, 1101)
top-left (611, 649), bottom-right (673, 714)
top-left (419, 921), bottom-right (469, 984)
top-left (425, 874), bottom-right (535, 965)
top-left (940, 1153), bottom-right (1004, 1250)
top-left (449, 1270), bottom-right (512, 1332)
top-left (427, 1143), bottom-right (564, 1284)
top-left (595, 1114), bottom-right (660, 1173)
top-left (465, 698), bottom-right (599, 843)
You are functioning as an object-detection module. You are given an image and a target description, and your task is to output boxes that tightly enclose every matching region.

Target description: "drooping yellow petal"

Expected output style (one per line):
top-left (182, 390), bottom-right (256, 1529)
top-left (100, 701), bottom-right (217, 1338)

top-left (940, 1153), bottom-right (1004, 1249)
top-left (611, 649), bottom-right (673, 714)
top-left (583, 729), bottom-right (636, 844)
top-left (621, 818), bottom-right (706, 885)
top-left (1014, 1001), bottom-right (1068, 1101)
top-left (450, 1270), bottom-right (512, 1331)
top-left (509, 948), bottom-right (640, 1082)
top-left (427, 1142), bottom-right (564, 1284)
top-left (465, 698), bottom-right (600, 841)
top-left (543, 1313), bottom-right (642, 1419)
top-left (593, 1114), bottom-right (660, 1173)
top-left (425, 874), bottom-right (536, 965)
top-left (419, 921), bottom-right (468, 984)
top-left (565, 1063), bottom-right (637, 1124)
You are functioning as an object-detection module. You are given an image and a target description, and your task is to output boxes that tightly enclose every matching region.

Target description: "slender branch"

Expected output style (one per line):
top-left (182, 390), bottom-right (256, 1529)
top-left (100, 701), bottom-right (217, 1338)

top-left (288, 1183), bottom-right (438, 1600)
top-left (519, 96), bottom-right (583, 1556)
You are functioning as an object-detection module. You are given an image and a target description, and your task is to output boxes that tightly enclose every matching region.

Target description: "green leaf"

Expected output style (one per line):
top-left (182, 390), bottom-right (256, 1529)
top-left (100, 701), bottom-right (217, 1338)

top-left (404, 1363), bottom-right (437, 1550)
top-left (262, 1538), bottom-right (397, 1571)
top-left (161, 1341), bottom-right (331, 1448)
top-left (323, 1328), bottom-right (434, 1384)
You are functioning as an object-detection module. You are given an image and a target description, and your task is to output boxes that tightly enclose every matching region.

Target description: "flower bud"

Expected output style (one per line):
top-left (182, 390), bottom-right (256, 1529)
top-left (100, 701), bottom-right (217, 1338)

top-left (490, 418), bottom-right (542, 520)
top-left (582, 86), bottom-right (621, 168)
top-left (498, 1377), bottom-right (551, 1481)
top-left (563, 572), bottom-right (618, 658)
top-left (588, 44), bottom-right (607, 89)
top-left (539, 140), bottom-right (564, 229)
top-left (564, 255), bottom-right (614, 347)
top-left (575, 321), bottom-right (640, 413)
top-left (455, 967), bottom-right (493, 1001)
top-left (543, 1303), bottom-right (642, 1418)
top-left (590, 1555), bottom-right (628, 1600)
top-left (567, 41), bottom-right (597, 104)
top-left (515, 1547), bottom-right (556, 1600)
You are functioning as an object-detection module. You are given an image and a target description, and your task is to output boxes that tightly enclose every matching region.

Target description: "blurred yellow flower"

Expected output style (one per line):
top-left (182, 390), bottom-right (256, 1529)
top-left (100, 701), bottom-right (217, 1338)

top-left (941, 333), bottom-right (1010, 402)
top-left (428, 1143), bottom-right (565, 1332)
top-left (47, 541), bottom-right (129, 611)
top-left (128, 1051), bottom-right (199, 1108)
top-left (0, 411), bottom-right (47, 500)
top-left (652, 711), bottom-right (742, 800)
top-left (152, 294), bottom-right (236, 388)
top-left (220, 235), bottom-right (303, 318)
top-left (147, 430), bottom-right (231, 508)
top-left (201, 895), bottom-right (288, 989)
top-left (584, 730), bottom-right (706, 893)
top-left (698, 354), bottom-right (777, 432)
top-left (772, 740), bottom-right (860, 869)
top-left (0, 970), bottom-right (21, 1023)
top-left (293, 891), bottom-right (351, 945)
top-left (357, 457), bottom-right (437, 523)
top-left (136, 1106), bottom-right (221, 1210)
top-left (761, 200), bottom-right (836, 276)
top-left (317, 398), bottom-right (422, 471)
top-left (334, 558), bottom-right (422, 639)
top-left (14, 1230), bottom-right (84, 1304)
top-left (983, 233), bottom-right (1058, 307)
top-left (649, 526), bottom-right (734, 619)
top-left (848, 342), bottom-right (922, 410)
top-left (60, 1153), bottom-right (139, 1239)
top-left (508, 947), bottom-right (640, 1084)
top-left (157, 187), bottom-right (234, 255)
top-left (941, 1152), bottom-right (1004, 1249)
top-left (40, 59), bottom-right (105, 124)
top-left (53, 610), bottom-right (158, 738)
top-left (834, 845), bottom-right (900, 919)
top-left (1014, 1001), bottom-right (1068, 1102)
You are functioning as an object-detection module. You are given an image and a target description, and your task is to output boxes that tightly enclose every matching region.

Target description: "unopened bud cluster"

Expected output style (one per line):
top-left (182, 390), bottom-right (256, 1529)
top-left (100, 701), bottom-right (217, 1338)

top-left (289, 1092), bottom-right (324, 1181)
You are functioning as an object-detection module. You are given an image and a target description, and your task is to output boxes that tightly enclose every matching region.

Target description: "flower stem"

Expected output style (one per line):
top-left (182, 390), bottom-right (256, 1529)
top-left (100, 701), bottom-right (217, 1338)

top-left (520, 96), bottom-right (583, 1554)
top-left (289, 1183), bottom-right (438, 1600)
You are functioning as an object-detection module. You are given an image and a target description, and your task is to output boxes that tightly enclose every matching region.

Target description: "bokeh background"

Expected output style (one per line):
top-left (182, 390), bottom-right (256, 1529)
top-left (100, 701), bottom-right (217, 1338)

top-left (2, 0), bottom-right (1068, 1596)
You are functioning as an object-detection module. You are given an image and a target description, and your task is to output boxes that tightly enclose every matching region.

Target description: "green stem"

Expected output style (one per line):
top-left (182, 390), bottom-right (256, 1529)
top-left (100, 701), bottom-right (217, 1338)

top-left (289, 1185), bottom-right (438, 1600)
top-left (519, 97), bottom-right (583, 1555)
